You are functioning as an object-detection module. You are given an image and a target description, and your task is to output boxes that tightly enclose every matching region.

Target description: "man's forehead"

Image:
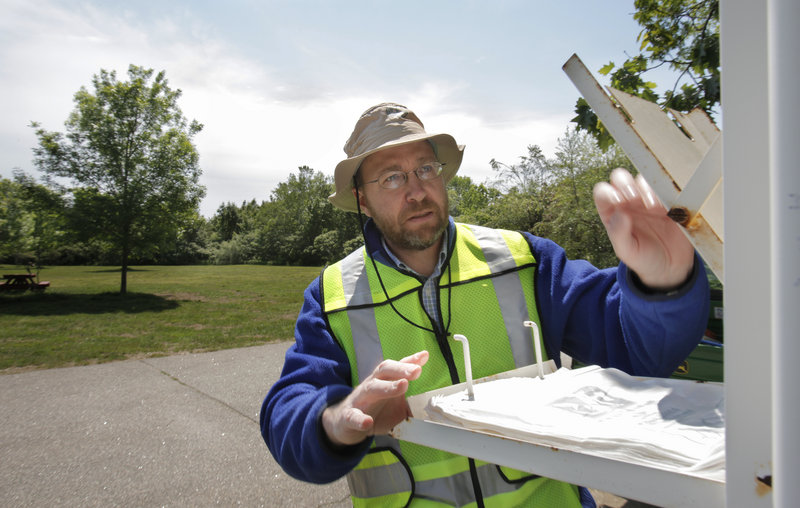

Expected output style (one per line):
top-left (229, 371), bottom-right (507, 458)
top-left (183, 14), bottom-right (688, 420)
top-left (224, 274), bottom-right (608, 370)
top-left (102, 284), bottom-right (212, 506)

top-left (362, 141), bottom-right (436, 172)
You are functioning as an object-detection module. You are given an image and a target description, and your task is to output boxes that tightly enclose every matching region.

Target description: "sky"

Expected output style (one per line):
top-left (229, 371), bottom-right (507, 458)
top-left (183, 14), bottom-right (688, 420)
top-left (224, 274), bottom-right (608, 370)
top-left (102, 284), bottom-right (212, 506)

top-left (0, 0), bottom-right (648, 218)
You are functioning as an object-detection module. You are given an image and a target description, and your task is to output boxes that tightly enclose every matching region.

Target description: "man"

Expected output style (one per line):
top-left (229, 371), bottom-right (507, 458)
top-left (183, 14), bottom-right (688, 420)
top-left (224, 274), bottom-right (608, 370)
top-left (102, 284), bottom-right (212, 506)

top-left (260, 103), bottom-right (709, 507)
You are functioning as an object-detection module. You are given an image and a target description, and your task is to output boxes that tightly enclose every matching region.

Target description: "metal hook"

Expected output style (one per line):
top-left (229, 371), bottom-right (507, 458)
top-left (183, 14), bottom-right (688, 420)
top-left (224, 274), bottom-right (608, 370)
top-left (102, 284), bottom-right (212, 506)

top-left (523, 321), bottom-right (546, 380)
top-left (452, 334), bottom-right (474, 400)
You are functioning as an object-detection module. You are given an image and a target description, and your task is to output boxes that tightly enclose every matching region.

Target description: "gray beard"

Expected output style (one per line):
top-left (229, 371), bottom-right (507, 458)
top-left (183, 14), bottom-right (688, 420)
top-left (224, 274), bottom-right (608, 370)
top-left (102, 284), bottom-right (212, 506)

top-left (387, 220), bottom-right (447, 251)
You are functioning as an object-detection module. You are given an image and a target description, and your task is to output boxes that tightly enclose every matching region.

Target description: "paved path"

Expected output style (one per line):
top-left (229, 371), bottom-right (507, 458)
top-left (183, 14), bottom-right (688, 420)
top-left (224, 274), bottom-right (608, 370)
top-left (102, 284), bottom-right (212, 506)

top-left (0, 342), bottom-right (349, 507)
top-left (0, 343), bottom-right (645, 507)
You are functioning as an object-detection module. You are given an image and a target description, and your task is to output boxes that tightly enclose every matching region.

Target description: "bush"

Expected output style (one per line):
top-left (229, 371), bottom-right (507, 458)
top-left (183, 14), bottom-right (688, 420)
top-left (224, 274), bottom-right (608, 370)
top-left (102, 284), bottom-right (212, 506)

top-left (209, 232), bottom-right (260, 265)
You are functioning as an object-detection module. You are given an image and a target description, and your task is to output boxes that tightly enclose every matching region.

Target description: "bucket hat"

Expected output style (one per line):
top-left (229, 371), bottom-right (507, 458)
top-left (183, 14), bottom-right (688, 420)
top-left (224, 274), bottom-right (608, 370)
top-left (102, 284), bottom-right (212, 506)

top-left (328, 103), bottom-right (465, 212)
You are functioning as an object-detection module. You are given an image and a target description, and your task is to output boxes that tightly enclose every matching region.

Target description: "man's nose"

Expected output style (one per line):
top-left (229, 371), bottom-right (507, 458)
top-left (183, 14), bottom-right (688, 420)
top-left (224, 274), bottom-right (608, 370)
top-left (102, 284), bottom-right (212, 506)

top-left (404, 170), bottom-right (427, 201)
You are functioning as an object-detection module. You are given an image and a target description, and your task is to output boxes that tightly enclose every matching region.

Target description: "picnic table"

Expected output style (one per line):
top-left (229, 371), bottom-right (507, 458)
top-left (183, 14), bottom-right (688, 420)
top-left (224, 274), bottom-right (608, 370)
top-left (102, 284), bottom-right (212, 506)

top-left (0, 274), bottom-right (50, 291)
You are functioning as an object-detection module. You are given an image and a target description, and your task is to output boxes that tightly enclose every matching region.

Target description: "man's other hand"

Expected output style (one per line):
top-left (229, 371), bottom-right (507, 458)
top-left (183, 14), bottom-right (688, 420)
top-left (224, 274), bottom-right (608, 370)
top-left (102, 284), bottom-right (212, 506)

top-left (322, 350), bottom-right (429, 446)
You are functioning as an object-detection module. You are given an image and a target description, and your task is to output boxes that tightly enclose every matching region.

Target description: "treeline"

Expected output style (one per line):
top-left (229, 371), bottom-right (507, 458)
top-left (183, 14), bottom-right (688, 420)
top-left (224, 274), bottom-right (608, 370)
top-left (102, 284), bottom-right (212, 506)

top-left (1, 129), bottom-right (630, 269)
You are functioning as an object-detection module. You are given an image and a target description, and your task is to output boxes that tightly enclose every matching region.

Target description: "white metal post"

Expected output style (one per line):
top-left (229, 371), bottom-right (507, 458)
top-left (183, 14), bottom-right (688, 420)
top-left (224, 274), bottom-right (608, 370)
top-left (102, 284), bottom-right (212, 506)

top-left (769, 0), bottom-right (800, 505)
top-left (721, 0), bottom-right (773, 506)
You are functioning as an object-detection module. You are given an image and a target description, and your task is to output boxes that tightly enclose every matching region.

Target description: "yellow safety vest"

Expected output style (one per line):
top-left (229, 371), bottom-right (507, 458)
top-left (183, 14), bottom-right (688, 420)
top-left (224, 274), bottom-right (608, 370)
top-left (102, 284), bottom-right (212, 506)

top-left (322, 223), bottom-right (582, 508)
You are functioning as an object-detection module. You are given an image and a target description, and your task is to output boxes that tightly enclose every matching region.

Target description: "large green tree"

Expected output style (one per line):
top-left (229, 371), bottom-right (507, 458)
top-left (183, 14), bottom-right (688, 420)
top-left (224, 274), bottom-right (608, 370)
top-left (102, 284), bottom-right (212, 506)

top-left (32, 65), bottom-right (205, 293)
top-left (573, 0), bottom-right (719, 148)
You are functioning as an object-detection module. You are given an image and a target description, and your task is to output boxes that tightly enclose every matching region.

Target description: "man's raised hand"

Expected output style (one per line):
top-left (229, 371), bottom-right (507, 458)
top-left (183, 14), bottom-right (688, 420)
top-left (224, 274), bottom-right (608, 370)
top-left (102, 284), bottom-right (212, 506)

top-left (593, 168), bottom-right (695, 291)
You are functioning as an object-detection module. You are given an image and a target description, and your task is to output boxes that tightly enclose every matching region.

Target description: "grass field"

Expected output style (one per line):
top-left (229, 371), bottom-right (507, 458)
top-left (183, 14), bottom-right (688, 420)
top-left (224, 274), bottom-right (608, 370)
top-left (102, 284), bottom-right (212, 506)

top-left (0, 264), bottom-right (321, 372)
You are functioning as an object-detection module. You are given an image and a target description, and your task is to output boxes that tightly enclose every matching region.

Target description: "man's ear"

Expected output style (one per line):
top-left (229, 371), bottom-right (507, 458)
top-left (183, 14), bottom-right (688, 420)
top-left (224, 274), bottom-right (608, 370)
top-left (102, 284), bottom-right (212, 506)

top-left (352, 186), bottom-right (372, 217)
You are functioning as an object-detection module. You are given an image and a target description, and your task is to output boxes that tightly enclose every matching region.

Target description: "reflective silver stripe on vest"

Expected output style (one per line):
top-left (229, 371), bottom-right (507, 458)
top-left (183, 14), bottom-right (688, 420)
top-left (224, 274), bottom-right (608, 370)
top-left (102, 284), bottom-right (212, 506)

top-left (339, 248), bottom-right (383, 382)
top-left (416, 462), bottom-right (524, 505)
top-left (346, 436), bottom-right (410, 499)
top-left (346, 461), bottom-right (411, 499)
top-left (466, 225), bottom-right (536, 368)
top-left (349, 451), bottom-right (527, 504)
top-left (373, 434), bottom-right (401, 448)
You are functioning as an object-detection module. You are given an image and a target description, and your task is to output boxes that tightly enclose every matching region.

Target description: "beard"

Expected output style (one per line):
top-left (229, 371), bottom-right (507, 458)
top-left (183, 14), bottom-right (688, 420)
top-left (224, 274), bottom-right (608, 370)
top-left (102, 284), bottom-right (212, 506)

top-left (369, 196), bottom-right (449, 251)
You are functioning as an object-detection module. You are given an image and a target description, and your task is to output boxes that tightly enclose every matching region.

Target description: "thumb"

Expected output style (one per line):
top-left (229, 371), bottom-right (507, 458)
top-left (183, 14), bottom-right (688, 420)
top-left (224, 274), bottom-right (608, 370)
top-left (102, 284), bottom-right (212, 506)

top-left (344, 406), bottom-right (374, 432)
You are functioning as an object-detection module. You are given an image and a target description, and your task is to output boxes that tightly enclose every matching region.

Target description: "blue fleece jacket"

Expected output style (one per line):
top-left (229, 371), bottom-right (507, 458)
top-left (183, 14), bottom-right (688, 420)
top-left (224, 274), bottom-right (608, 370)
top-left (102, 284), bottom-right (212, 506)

top-left (260, 219), bottom-right (709, 503)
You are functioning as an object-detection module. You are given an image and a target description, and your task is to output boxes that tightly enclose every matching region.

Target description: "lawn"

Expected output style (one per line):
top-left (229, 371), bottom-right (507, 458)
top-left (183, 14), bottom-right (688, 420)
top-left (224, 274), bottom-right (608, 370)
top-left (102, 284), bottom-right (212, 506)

top-left (0, 264), bottom-right (321, 371)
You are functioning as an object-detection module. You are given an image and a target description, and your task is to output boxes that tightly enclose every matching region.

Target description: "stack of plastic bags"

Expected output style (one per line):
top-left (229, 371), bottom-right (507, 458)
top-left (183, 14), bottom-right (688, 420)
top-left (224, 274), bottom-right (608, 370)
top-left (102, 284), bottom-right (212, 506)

top-left (426, 365), bottom-right (725, 481)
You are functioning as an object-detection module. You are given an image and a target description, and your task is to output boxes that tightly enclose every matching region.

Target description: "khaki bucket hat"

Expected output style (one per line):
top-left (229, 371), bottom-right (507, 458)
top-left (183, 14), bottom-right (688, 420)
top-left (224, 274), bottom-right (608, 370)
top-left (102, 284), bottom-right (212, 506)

top-left (328, 103), bottom-right (465, 212)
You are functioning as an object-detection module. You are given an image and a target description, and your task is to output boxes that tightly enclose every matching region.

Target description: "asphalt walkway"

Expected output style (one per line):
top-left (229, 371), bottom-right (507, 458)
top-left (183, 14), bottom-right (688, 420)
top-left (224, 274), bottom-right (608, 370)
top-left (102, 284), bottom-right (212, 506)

top-left (0, 342), bottom-right (349, 507)
top-left (0, 342), bottom-right (641, 507)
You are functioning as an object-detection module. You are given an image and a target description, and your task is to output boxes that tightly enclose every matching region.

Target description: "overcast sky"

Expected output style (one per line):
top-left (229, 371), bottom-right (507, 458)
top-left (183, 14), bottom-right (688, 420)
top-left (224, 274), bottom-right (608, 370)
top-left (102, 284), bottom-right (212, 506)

top-left (1, 0), bottom-right (647, 217)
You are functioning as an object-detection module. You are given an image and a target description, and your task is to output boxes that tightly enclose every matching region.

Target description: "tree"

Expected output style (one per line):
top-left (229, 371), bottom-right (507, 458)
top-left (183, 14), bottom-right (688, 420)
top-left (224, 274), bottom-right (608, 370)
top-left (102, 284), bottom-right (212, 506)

top-left (475, 130), bottom-right (633, 268)
top-left (535, 130), bottom-right (633, 268)
top-left (573, 0), bottom-right (720, 148)
top-left (447, 175), bottom-right (499, 222)
top-left (212, 202), bottom-right (242, 242)
top-left (238, 166), bottom-right (361, 266)
top-left (11, 171), bottom-right (67, 268)
top-left (482, 145), bottom-right (553, 232)
top-left (489, 144), bottom-right (550, 195)
top-left (0, 176), bottom-right (27, 262)
top-left (0, 172), bottom-right (66, 266)
top-left (32, 65), bottom-right (205, 293)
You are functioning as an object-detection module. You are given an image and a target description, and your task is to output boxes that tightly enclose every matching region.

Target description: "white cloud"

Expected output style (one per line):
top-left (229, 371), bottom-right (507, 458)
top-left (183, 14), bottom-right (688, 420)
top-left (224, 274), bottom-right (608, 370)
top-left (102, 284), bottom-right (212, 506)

top-left (1, 0), bottom-right (575, 217)
top-left (426, 109), bottom-right (572, 186)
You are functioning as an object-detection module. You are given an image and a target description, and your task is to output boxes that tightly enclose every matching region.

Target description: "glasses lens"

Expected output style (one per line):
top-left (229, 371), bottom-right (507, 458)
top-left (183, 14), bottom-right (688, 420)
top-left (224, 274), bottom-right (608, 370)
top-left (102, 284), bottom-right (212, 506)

top-left (417, 162), bottom-right (442, 180)
top-left (379, 171), bottom-right (405, 189)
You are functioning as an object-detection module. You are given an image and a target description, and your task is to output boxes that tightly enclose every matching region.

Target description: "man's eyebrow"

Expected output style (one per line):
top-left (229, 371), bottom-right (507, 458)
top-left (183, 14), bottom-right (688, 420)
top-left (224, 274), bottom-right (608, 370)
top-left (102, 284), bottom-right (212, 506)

top-left (376, 156), bottom-right (436, 174)
top-left (377, 164), bottom-right (403, 173)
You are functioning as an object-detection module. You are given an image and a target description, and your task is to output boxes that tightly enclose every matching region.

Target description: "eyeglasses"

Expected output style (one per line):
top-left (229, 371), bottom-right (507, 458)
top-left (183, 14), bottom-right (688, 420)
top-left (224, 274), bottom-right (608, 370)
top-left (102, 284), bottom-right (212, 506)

top-left (363, 162), bottom-right (445, 190)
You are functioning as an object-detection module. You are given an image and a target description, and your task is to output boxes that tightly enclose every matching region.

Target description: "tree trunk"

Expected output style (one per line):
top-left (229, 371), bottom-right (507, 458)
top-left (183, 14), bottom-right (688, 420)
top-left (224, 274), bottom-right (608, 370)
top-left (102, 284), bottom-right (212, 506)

top-left (120, 226), bottom-right (129, 295)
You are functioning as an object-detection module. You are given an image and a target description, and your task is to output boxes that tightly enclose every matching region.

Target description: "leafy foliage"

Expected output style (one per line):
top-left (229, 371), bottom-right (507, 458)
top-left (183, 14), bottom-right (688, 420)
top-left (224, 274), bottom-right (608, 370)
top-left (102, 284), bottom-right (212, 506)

top-left (573, 0), bottom-right (720, 148)
top-left (448, 130), bottom-right (628, 268)
top-left (202, 166), bottom-right (361, 267)
top-left (4, 63), bottom-right (641, 273)
top-left (0, 171), bottom-right (67, 266)
top-left (534, 131), bottom-right (633, 268)
top-left (447, 175), bottom-right (500, 225)
top-left (31, 65), bottom-right (205, 292)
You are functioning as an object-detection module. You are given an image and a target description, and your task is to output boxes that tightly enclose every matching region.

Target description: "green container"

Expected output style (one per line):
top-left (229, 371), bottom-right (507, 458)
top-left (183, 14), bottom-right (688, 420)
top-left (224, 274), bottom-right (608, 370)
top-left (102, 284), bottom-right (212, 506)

top-left (671, 289), bottom-right (724, 382)
top-left (706, 289), bottom-right (724, 341)
top-left (672, 342), bottom-right (724, 382)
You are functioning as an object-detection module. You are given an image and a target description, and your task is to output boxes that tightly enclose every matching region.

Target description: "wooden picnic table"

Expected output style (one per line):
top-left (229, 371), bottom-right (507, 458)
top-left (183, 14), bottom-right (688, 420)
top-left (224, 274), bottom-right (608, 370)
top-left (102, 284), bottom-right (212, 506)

top-left (0, 274), bottom-right (50, 291)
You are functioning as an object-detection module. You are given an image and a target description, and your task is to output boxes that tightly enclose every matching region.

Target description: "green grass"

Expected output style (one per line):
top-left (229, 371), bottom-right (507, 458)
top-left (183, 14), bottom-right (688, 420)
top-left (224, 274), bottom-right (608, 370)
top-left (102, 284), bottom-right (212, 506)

top-left (0, 264), bottom-right (321, 372)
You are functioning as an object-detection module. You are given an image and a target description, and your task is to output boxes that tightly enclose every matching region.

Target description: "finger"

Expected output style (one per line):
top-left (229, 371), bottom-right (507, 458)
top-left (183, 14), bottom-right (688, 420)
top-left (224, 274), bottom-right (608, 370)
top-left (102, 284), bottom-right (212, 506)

top-left (399, 350), bottom-right (429, 365)
top-left (373, 356), bottom-right (425, 381)
top-left (634, 174), bottom-right (666, 212)
top-left (594, 183), bottom-right (634, 253)
top-left (605, 209), bottom-right (634, 257)
top-left (609, 168), bottom-right (639, 201)
top-left (609, 169), bottom-right (664, 217)
top-left (397, 350), bottom-right (428, 380)
top-left (360, 377), bottom-right (410, 399)
top-left (593, 181), bottom-right (623, 223)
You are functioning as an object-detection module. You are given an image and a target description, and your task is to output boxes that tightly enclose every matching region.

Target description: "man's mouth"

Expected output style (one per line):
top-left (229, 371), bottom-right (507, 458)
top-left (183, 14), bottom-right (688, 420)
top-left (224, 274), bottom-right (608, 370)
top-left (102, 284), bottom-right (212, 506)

top-left (404, 210), bottom-right (434, 223)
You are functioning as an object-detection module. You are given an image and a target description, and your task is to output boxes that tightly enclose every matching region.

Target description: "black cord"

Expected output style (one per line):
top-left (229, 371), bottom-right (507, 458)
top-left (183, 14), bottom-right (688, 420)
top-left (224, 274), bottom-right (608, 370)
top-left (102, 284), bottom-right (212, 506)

top-left (444, 261), bottom-right (453, 336)
top-left (352, 177), bottom-right (452, 336)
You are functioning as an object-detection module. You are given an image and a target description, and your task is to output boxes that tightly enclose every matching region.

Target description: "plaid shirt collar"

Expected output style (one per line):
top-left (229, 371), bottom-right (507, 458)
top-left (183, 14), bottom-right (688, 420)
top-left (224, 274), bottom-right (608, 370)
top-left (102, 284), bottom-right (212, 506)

top-left (381, 228), bottom-right (449, 280)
